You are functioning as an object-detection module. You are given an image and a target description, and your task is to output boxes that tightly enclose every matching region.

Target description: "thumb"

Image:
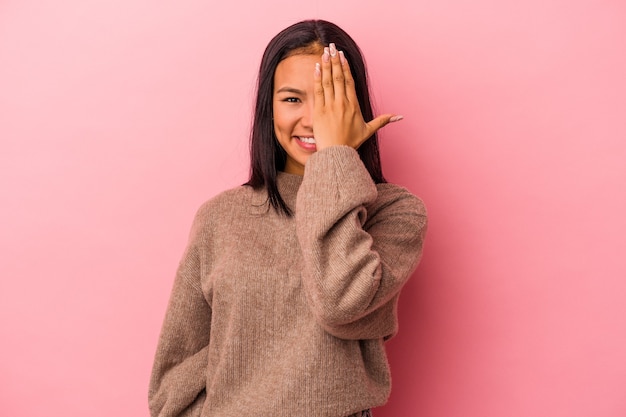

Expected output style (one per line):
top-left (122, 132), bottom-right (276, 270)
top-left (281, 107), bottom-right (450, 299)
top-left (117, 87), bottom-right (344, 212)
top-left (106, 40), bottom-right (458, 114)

top-left (366, 114), bottom-right (404, 135)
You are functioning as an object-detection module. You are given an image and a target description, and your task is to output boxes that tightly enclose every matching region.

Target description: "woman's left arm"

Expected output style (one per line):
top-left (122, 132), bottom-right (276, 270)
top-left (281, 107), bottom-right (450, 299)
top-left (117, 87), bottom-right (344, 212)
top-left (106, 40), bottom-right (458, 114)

top-left (295, 145), bottom-right (427, 340)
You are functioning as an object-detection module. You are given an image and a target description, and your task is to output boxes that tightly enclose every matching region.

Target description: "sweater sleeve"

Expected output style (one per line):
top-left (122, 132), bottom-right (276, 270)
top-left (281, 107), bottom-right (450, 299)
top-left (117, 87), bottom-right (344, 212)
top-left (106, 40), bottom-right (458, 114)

top-left (149, 209), bottom-right (211, 417)
top-left (296, 146), bottom-right (427, 340)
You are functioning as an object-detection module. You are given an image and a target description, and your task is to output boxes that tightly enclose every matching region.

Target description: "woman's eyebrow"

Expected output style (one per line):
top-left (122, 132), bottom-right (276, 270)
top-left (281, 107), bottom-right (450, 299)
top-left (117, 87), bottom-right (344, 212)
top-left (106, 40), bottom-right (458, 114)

top-left (275, 87), bottom-right (306, 95)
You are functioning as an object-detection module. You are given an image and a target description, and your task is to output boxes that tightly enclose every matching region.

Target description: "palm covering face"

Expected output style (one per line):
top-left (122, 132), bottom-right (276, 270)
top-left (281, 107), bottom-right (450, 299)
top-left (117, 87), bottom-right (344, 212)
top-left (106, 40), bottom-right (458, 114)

top-left (312, 43), bottom-right (401, 151)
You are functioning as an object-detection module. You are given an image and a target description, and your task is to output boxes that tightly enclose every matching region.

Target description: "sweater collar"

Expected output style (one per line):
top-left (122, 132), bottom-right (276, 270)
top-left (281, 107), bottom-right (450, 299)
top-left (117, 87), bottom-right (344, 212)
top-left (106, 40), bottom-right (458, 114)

top-left (276, 171), bottom-right (303, 209)
top-left (249, 172), bottom-right (303, 215)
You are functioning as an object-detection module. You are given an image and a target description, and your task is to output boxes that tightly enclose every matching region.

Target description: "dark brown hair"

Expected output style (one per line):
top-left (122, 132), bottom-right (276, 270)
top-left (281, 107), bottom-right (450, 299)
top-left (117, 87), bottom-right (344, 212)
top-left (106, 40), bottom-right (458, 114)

top-left (245, 19), bottom-right (385, 215)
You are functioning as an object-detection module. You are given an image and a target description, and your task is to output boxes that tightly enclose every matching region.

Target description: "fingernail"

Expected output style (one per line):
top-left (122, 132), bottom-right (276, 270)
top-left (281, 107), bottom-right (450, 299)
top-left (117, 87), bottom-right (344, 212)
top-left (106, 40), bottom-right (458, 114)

top-left (389, 115), bottom-right (404, 122)
top-left (338, 50), bottom-right (346, 64)
top-left (323, 47), bottom-right (330, 63)
top-left (329, 43), bottom-right (337, 57)
top-left (315, 63), bottom-right (321, 76)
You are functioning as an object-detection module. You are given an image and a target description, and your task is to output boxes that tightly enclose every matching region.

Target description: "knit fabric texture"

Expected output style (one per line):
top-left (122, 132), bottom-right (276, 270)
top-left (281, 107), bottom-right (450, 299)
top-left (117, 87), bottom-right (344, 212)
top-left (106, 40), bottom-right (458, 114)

top-left (149, 146), bottom-right (427, 417)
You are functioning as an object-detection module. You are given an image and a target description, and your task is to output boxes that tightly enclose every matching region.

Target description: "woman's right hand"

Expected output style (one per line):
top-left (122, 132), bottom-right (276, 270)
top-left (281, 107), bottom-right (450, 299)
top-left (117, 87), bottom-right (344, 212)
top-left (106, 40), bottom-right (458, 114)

top-left (312, 43), bottom-right (402, 151)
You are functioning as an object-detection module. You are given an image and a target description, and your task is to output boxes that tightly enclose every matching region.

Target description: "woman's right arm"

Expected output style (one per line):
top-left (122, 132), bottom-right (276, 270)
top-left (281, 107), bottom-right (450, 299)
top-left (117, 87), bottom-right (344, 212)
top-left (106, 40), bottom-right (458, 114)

top-left (149, 211), bottom-right (211, 417)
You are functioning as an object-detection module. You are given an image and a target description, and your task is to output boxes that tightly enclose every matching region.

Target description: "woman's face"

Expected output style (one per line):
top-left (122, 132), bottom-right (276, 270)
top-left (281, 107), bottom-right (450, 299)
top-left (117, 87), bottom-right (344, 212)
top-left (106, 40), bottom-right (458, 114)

top-left (272, 53), bottom-right (320, 175)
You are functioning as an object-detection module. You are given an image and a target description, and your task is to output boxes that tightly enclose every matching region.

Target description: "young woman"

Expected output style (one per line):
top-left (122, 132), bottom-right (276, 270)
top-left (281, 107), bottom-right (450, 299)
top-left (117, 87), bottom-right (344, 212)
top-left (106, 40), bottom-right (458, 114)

top-left (149, 19), bottom-right (427, 417)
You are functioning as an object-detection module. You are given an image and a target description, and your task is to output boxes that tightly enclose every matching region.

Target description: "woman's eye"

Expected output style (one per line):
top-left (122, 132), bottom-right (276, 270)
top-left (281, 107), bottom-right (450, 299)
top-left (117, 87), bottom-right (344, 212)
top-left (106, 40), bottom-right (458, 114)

top-left (284, 97), bottom-right (300, 103)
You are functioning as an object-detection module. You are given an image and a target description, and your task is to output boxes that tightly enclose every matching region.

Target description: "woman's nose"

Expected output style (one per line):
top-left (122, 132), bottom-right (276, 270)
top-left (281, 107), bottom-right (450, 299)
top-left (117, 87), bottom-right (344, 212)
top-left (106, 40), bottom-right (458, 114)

top-left (300, 102), bottom-right (314, 128)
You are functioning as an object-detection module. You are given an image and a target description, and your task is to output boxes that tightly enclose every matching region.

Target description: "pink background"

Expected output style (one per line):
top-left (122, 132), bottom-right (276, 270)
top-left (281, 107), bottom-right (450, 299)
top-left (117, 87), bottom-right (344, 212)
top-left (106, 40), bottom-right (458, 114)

top-left (1, 0), bottom-right (625, 416)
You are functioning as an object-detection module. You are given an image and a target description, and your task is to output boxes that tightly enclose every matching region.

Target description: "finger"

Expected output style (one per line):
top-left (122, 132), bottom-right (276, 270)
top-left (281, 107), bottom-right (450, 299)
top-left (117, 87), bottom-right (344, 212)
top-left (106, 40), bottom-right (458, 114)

top-left (338, 51), bottom-right (359, 105)
top-left (313, 62), bottom-right (324, 109)
top-left (366, 114), bottom-right (404, 136)
top-left (321, 46), bottom-right (334, 104)
top-left (329, 43), bottom-right (345, 99)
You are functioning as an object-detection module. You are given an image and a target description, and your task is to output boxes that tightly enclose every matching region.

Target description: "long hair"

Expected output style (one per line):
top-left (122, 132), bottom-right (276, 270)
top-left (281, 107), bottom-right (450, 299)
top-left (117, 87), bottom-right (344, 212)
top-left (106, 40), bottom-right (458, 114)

top-left (245, 19), bottom-right (385, 216)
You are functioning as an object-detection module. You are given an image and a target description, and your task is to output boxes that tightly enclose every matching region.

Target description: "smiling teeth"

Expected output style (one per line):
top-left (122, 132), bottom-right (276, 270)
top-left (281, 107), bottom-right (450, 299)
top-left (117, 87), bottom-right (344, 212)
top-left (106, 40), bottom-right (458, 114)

top-left (298, 137), bottom-right (316, 144)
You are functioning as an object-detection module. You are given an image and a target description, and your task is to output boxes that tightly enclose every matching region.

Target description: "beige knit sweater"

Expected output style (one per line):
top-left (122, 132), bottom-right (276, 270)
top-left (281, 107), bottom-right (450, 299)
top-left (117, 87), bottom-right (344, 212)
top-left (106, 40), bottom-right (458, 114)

top-left (149, 146), bottom-right (427, 417)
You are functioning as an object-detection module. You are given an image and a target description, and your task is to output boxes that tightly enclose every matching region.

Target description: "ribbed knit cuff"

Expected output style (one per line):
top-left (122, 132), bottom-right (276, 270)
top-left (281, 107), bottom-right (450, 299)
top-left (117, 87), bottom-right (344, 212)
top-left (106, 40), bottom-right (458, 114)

top-left (302, 145), bottom-right (377, 208)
